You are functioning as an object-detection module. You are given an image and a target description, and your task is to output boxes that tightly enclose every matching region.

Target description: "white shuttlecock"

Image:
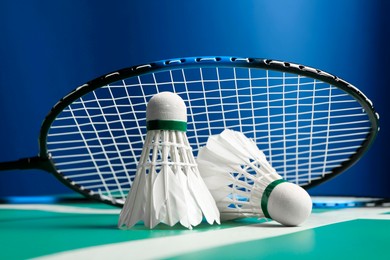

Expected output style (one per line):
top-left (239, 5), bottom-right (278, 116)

top-left (118, 92), bottom-right (220, 229)
top-left (196, 129), bottom-right (312, 226)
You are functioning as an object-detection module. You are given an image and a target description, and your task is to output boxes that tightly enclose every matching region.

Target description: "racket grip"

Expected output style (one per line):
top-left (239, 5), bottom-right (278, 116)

top-left (0, 156), bottom-right (54, 172)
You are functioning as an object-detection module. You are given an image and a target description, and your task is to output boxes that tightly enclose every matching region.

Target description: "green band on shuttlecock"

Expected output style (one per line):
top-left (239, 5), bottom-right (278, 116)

top-left (261, 179), bottom-right (287, 219)
top-left (147, 120), bottom-right (187, 132)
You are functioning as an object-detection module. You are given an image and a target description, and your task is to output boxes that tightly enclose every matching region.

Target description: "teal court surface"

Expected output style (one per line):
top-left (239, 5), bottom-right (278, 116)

top-left (1, 199), bottom-right (389, 259)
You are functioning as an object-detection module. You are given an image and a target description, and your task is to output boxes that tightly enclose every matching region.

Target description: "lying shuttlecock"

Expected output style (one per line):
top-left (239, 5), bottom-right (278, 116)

top-left (196, 129), bottom-right (312, 226)
top-left (118, 92), bottom-right (220, 229)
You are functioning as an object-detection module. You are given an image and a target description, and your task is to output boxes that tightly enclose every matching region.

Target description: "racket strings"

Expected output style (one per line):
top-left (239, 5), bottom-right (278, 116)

top-left (47, 67), bottom-right (371, 203)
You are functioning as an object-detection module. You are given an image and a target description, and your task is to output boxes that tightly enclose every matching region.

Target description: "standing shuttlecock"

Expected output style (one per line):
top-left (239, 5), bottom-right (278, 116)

top-left (119, 92), bottom-right (220, 229)
top-left (196, 129), bottom-right (312, 226)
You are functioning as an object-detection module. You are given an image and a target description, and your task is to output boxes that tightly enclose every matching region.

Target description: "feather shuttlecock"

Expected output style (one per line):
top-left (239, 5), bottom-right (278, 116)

top-left (197, 129), bottom-right (312, 226)
top-left (118, 92), bottom-right (220, 229)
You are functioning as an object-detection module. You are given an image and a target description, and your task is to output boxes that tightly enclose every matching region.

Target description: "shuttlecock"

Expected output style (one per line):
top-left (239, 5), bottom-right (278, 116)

top-left (118, 91), bottom-right (220, 229)
top-left (196, 129), bottom-right (312, 226)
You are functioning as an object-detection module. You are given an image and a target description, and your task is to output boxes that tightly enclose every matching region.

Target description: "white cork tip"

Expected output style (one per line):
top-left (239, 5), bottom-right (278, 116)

top-left (267, 182), bottom-right (312, 226)
top-left (146, 92), bottom-right (187, 122)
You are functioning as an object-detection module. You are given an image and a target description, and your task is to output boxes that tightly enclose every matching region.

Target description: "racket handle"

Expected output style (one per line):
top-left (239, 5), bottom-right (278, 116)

top-left (0, 156), bottom-right (55, 172)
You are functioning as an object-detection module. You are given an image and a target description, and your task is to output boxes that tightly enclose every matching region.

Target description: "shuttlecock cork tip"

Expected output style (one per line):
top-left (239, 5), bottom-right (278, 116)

top-left (265, 181), bottom-right (312, 226)
top-left (146, 92), bottom-right (187, 131)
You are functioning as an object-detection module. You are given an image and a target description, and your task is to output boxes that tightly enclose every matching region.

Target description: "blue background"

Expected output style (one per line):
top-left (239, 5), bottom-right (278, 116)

top-left (0, 0), bottom-right (388, 198)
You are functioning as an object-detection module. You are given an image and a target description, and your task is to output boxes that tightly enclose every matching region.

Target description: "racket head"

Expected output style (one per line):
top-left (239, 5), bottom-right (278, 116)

top-left (37, 56), bottom-right (380, 206)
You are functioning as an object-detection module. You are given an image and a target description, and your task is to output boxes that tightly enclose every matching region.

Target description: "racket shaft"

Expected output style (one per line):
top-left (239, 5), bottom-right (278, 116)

top-left (0, 157), bottom-right (54, 172)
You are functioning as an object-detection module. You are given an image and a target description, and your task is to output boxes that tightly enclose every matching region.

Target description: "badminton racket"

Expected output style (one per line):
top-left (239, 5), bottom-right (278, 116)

top-left (0, 56), bottom-right (379, 206)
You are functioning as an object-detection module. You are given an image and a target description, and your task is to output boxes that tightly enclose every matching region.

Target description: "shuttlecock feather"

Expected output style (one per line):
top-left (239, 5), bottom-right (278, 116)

top-left (197, 129), bottom-right (312, 226)
top-left (118, 92), bottom-right (220, 229)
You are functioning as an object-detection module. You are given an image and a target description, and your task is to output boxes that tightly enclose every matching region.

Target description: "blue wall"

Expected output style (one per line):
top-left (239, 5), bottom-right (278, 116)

top-left (0, 0), bottom-right (388, 198)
